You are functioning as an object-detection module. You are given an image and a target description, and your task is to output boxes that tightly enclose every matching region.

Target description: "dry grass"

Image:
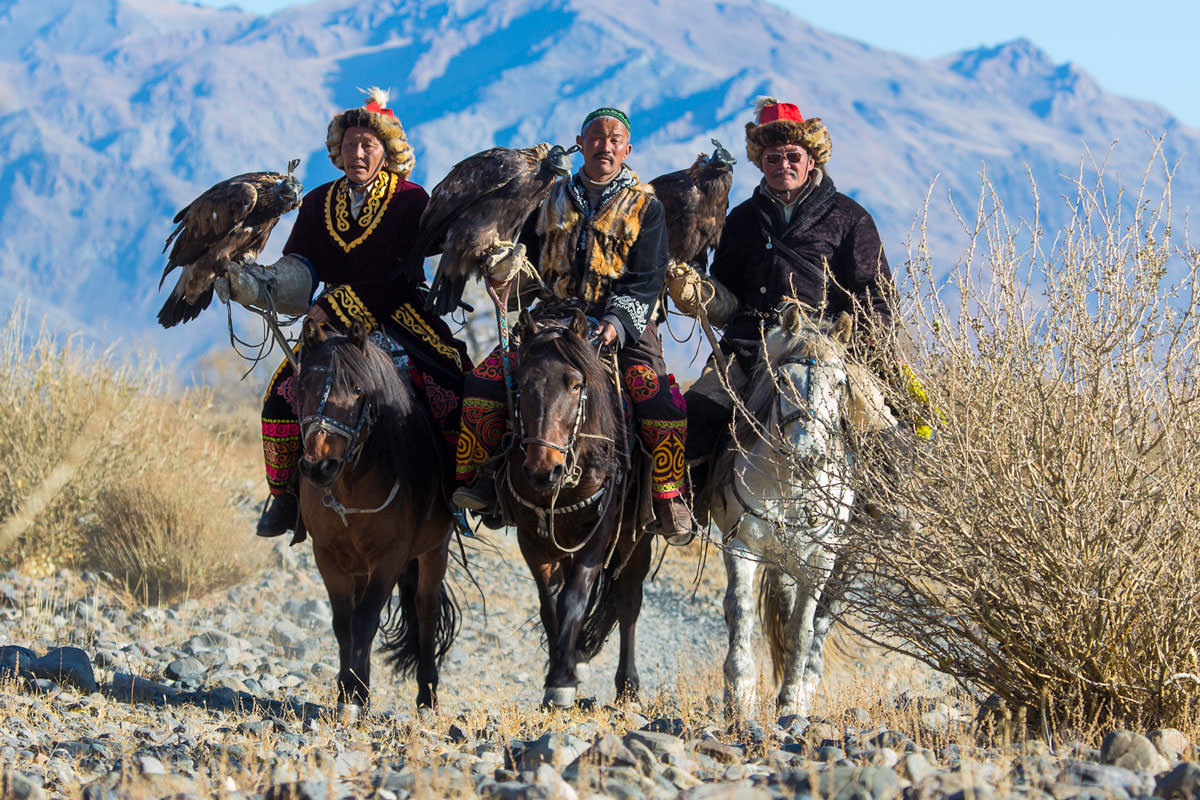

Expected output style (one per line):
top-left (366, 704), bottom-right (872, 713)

top-left (0, 303), bottom-right (267, 598)
top-left (846, 150), bottom-right (1200, 731)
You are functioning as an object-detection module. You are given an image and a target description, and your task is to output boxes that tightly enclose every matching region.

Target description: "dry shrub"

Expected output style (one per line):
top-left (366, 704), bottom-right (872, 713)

top-left (849, 150), bottom-right (1200, 730)
top-left (0, 303), bottom-right (265, 594)
top-left (86, 477), bottom-right (263, 604)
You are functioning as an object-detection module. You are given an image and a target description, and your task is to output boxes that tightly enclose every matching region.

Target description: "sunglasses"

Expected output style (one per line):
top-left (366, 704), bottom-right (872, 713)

top-left (764, 151), bottom-right (808, 166)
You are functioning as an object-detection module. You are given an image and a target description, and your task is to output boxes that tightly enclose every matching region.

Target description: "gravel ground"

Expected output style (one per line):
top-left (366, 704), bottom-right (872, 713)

top-left (1, 521), bottom-right (1192, 799)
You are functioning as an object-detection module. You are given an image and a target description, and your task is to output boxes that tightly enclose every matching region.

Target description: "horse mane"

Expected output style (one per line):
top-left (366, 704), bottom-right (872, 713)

top-left (521, 324), bottom-right (623, 471)
top-left (309, 331), bottom-right (446, 496)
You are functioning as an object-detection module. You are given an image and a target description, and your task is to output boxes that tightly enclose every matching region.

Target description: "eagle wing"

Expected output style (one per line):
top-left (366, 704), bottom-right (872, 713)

top-left (159, 176), bottom-right (261, 286)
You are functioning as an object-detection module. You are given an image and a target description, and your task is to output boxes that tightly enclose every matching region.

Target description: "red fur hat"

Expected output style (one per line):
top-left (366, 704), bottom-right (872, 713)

top-left (744, 97), bottom-right (831, 166)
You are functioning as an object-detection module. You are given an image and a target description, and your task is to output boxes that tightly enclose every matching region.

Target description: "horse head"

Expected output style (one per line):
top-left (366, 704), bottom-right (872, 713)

top-left (296, 318), bottom-right (379, 488)
top-left (514, 308), bottom-right (611, 493)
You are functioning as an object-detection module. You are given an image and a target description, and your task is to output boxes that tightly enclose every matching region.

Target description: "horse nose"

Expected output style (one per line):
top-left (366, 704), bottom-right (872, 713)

top-left (523, 461), bottom-right (564, 491)
top-left (300, 456), bottom-right (341, 487)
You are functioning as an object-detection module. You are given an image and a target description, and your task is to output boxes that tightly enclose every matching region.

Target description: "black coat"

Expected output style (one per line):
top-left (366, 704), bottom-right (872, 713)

top-left (710, 177), bottom-right (893, 349)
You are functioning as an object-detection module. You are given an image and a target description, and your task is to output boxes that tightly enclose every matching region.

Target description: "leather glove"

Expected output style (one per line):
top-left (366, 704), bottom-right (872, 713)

top-left (215, 255), bottom-right (313, 316)
top-left (483, 240), bottom-right (530, 286)
top-left (665, 262), bottom-right (739, 327)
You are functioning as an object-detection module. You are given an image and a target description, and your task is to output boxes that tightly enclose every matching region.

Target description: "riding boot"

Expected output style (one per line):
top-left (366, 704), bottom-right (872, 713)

top-left (452, 472), bottom-right (506, 531)
top-left (257, 491), bottom-right (299, 537)
top-left (651, 496), bottom-right (697, 546)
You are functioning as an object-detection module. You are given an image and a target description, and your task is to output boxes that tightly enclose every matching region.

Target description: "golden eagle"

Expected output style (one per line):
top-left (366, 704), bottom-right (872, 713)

top-left (649, 139), bottom-right (736, 271)
top-left (157, 160), bottom-right (303, 328)
top-left (409, 143), bottom-right (574, 316)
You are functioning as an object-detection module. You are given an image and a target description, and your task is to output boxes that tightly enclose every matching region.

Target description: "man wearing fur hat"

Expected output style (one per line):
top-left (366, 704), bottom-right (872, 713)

top-left (684, 98), bottom-right (896, 494)
top-left (223, 89), bottom-right (469, 537)
top-left (452, 107), bottom-right (696, 544)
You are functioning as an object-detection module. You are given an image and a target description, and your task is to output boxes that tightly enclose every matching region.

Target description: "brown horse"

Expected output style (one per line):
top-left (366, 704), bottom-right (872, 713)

top-left (500, 309), bottom-right (653, 708)
top-left (295, 318), bottom-right (459, 711)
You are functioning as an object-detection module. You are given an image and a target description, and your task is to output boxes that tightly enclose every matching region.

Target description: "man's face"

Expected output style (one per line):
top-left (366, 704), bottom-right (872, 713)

top-left (340, 126), bottom-right (386, 186)
top-left (758, 145), bottom-right (813, 194)
top-left (576, 117), bottom-right (632, 182)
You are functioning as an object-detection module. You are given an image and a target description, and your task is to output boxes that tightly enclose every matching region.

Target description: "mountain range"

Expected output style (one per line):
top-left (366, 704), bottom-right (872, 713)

top-left (0, 0), bottom-right (1195, 372)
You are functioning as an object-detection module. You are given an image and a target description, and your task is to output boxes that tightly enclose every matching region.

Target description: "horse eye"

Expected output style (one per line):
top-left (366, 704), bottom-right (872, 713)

top-left (569, 383), bottom-right (582, 394)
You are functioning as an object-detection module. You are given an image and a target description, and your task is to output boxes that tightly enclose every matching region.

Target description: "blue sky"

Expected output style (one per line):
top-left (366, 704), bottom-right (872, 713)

top-left (199, 0), bottom-right (1199, 128)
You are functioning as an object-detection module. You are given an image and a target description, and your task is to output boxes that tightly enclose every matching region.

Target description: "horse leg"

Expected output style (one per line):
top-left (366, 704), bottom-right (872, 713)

top-left (723, 538), bottom-right (760, 720)
top-left (801, 546), bottom-right (851, 706)
top-left (544, 559), bottom-right (601, 707)
top-left (779, 547), bottom-right (837, 716)
top-left (612, 538), bottom-right (652, 702)
top-left (413, 544), bottom-right (450, 709)
top-left (340, 574), bottom-right (394, 709)
top-left (773, 569), bottom-right (819, 716)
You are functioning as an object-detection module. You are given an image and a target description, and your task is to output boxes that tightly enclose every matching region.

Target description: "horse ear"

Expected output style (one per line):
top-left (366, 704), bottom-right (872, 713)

top-left (832, 312), bottom-right (854, 345)
top-left (302, 317), bottom-right (326, 347)
top-left (781, 302), bottom-right (802, 336)
top-left (569, 309), bottom-right (589, 339)
top-left (349, 320), bottom-right (369, 350)
top-left (519, 309), bottom-right (538, 336)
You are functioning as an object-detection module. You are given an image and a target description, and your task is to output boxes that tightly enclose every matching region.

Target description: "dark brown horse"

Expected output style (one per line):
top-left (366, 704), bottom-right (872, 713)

top-left (501, 309), bottom-right (653, 708)
top-left (295, 318), bottom-right (459, 711)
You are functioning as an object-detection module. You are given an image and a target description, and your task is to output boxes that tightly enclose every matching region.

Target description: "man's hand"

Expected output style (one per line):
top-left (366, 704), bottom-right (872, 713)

top-left (595, 320), bottom-right (619, 347)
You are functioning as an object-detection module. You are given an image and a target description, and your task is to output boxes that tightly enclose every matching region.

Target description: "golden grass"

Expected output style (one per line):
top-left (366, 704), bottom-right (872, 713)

top-left (0, 303), bottom-right (268, 597)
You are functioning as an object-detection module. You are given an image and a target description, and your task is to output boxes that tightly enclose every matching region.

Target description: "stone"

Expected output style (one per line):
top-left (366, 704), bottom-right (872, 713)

top-left (1, 769), bottom-right (47, 800)
top-left (564, 735), bottom-right (639, 781)
top-left (263, 781), bottom-right (329, 800)
top-left (1155, 763), bottom-right (1200, 800)
top-left (680, 780), bottom-right (771, 798)
top-left (900, 752), bottom-right (935, 783)
top-left (105, 673), bottom-right (180, 706)
top-left (1101, 732), bottom-right (1171, 774)
top-left (785, 765), bottom-right (902, 800)
top-left (623, 730), bottom-right (686, 762)
top-left (29, 647), bottom-right (99, 693)
top-left (165, 657), bottom-right (204, 684)
top-left (513, 732), bottom-right (587, 771)
top-left (1150, 731), bottom-right (1191, 764)
top-left (644, 717), bottom-right (686, 737)
top-left (0, 645), bottom-right (37, 676)
top-left (693, 739), bottom-right (744, 765)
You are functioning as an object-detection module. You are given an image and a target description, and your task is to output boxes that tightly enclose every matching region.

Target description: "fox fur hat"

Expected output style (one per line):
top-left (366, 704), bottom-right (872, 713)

top-left (744, 97), bottom-right (831, 166)
top-left (326, 87), bottom-right (415, 179)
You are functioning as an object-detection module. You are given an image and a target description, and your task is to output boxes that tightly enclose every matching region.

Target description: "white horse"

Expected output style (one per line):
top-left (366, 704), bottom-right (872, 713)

top-left (710, 304), bottom-right (881, 717)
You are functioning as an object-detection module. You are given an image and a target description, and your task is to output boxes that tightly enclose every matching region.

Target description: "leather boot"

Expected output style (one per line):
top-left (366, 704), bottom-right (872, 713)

top-left (452, 473), bottom-right (500, 515)
top-left (652, 496), bottom-right (697, 546)
top-left (257, 492), bottom-right (298, 537)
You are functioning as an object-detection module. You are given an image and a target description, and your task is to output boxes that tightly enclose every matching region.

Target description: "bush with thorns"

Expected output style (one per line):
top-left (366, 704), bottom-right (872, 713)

top-left (845, 153), bottom-right (1200, 730)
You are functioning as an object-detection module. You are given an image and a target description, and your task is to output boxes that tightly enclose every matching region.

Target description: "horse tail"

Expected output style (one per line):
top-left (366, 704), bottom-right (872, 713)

top-left (379, 559), bottom-right (462, 677)
top-left (575, 561), bottom-right (620, 662)
top-left (758, 569), bottom-right (787, 687)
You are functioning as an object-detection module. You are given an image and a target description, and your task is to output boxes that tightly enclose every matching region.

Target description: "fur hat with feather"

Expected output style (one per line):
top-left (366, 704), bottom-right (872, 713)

top-left (744, 96), bottom-right (831, 166)
top-left (326, 87), bottom-right (415, 179)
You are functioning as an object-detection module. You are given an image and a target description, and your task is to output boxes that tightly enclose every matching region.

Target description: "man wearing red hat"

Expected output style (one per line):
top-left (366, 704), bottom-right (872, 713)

top-left (223, 88), bottom-right (469, 538)
top-left (684, 97), bottom-right (896, 499)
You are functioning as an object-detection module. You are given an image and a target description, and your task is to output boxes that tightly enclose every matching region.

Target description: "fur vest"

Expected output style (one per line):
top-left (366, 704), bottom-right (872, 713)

top-left (536, 171), bottom-right (656, 303)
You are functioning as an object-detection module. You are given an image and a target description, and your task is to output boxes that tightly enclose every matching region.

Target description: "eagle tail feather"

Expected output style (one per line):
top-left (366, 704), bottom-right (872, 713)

top-left (156, 286), bottom-right (213, 329)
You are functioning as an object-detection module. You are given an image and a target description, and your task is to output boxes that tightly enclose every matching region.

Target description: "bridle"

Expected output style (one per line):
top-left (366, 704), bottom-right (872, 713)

top-left (730, 352), bottom-right (851, 535)
top-left (299, 364), bottom-right (374, 472)
top-left (299, 361), bottom-right (401, 526)
top-left (517, 379), bottom-right (590, 489)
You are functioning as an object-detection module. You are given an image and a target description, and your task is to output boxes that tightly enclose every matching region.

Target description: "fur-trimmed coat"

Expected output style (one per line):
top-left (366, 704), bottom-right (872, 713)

top-left (522, 168), bottom-right (669, 344)
top-left (710, 176), bottom-right (893, 346)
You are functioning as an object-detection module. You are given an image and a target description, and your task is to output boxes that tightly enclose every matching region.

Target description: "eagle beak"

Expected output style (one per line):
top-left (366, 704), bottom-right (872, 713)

top-left (548, 144), bottom-right (575, 176)
top-left (710, 138), bottom-right (736, 168)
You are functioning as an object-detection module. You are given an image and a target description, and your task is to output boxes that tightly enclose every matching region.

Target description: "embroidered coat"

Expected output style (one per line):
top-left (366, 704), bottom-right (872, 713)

top-left (523, 168), bottom-right (669, 345)
top-left (283, 172), bottom-right (466, 378)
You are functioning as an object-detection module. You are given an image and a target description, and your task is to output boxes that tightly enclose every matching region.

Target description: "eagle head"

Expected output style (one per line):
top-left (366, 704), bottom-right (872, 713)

top-left (545, 144), bottom-right (577, 177)
top-left (276, 160), bottom-right (304, 208)
top-left (708, 138), bottom-right (737, 171)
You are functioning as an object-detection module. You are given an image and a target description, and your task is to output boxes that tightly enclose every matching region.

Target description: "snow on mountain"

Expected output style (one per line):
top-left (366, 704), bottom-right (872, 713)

top-left (0, 0), bottom-right (1196, 370)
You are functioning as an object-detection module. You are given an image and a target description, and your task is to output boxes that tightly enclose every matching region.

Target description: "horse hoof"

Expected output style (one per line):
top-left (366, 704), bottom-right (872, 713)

top-left (336, 702), bottom-right (363, 723)
top-left (541, 686), bottom-right (577, 709)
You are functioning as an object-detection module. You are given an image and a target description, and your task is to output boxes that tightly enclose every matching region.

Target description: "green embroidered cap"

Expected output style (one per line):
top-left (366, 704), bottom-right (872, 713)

top-left (581, 107), bottom-right (631, 135)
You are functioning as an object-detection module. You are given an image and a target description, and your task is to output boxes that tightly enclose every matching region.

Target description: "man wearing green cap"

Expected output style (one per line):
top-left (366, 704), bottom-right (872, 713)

top-left (453, 107), bottom-right (696, 544)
